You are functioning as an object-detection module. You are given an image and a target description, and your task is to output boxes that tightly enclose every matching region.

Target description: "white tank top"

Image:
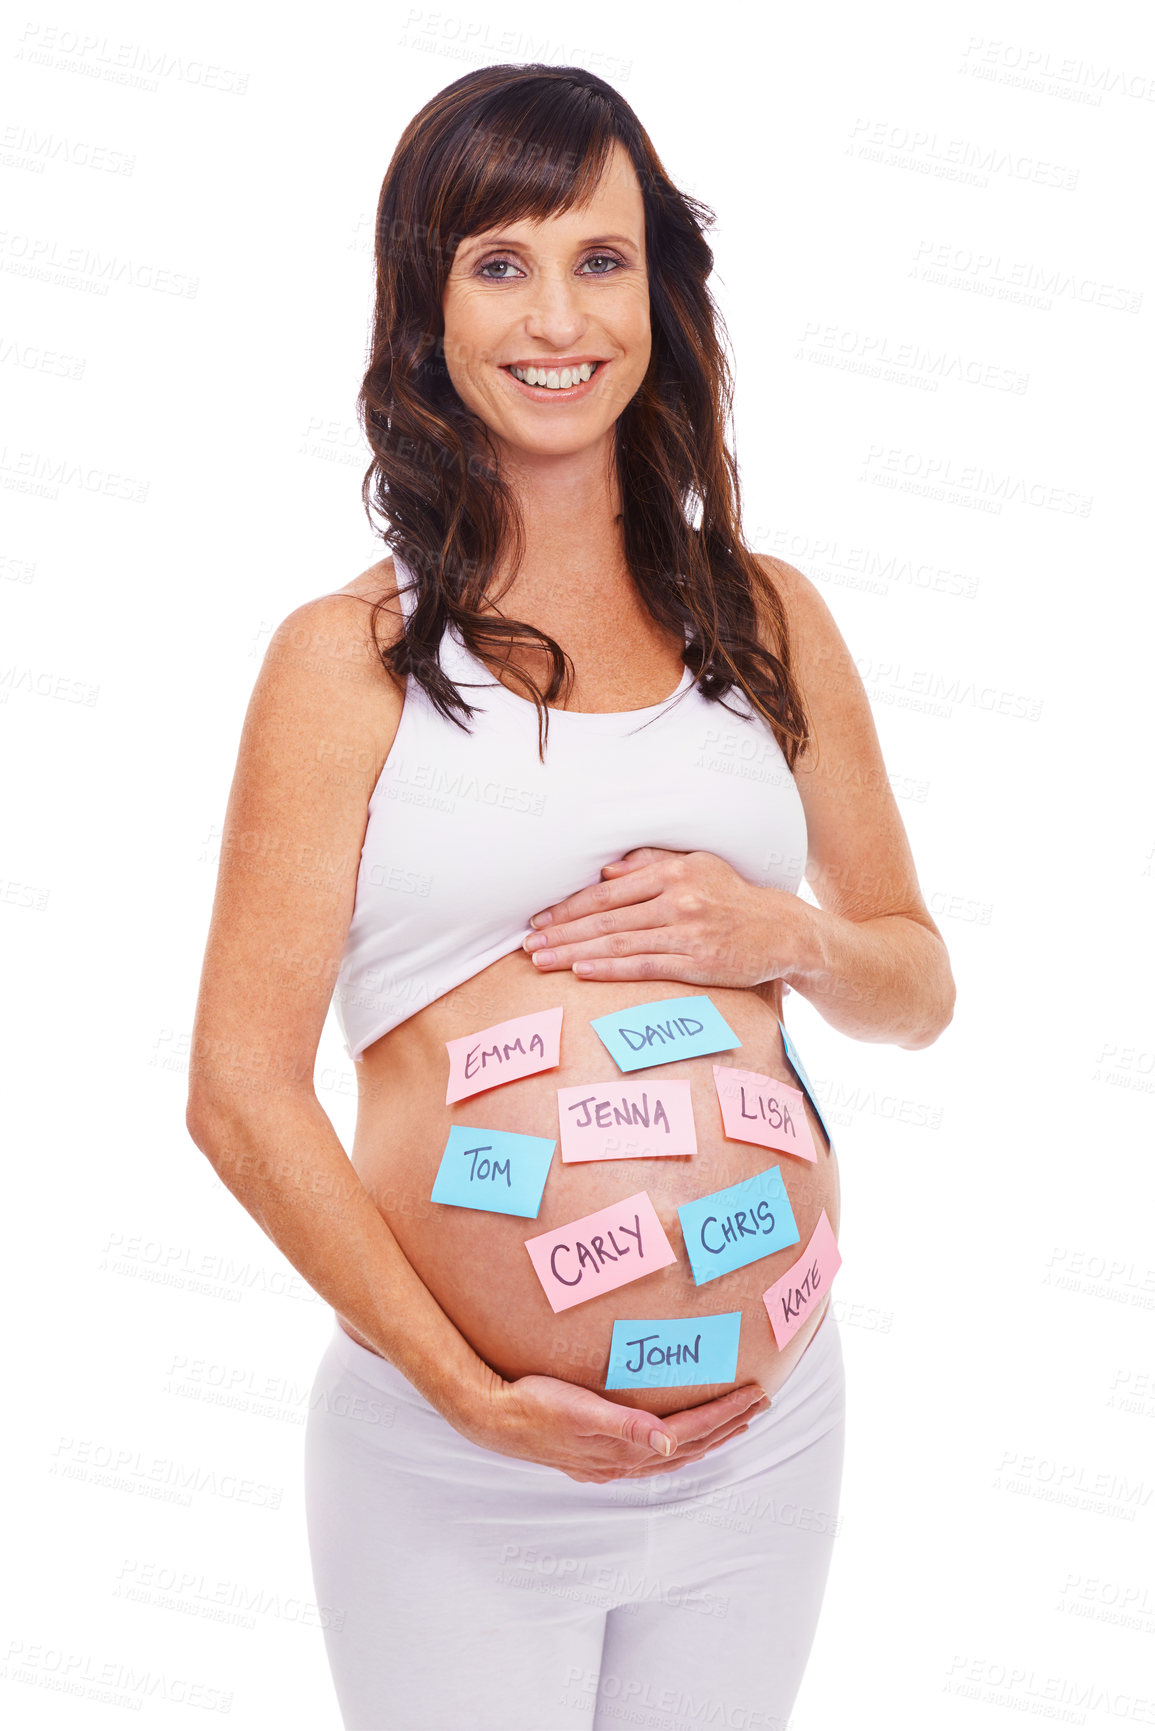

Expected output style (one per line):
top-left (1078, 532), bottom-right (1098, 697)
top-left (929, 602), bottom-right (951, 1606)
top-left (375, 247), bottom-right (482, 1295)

top-left (332, 554), bottom-right (808, 1061)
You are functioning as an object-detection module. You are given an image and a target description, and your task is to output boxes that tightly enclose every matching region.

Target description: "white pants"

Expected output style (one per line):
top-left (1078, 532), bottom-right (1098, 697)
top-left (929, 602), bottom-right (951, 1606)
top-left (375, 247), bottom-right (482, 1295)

top-left (304, 1308), bottom-right (845, 1731)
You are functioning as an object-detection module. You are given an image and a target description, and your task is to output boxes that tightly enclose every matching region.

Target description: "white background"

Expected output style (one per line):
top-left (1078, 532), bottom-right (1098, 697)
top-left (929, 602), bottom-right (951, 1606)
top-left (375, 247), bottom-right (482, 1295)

top-left (3, 0), bottom-right (1154, 1726)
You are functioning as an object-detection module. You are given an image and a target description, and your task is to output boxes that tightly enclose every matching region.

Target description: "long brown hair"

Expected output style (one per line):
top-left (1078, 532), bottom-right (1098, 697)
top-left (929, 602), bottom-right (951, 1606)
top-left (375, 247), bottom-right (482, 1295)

top-left (359, 63), bottom-right (811, 767)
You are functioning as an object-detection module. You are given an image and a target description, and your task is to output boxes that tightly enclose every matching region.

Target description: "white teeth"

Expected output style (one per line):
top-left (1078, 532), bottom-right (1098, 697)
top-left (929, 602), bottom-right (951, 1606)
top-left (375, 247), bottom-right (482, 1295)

top-left (509, 362), bottom-right (598, 389)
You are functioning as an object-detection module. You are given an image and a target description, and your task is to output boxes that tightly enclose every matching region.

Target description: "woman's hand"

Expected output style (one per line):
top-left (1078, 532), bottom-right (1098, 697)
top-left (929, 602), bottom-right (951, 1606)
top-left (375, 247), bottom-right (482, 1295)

top-left (522, 847), bottom-right (810, 989)
top-left (456, 1370), bottom-right (769, 1482)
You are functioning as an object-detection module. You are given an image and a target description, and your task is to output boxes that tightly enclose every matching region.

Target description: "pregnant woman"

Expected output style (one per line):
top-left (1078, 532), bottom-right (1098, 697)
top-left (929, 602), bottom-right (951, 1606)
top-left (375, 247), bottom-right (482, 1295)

top-left (187, 64), bottom-right (955, 1731)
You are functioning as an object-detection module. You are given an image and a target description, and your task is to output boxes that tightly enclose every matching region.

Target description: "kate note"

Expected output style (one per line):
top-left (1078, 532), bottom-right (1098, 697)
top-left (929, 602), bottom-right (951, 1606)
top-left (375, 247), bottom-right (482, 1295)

top-left (523, 1192), bottom-right (677, 1313)
top-left (445, 1006), bottom-right (564, 1104)
top-left (556, 1080), bottom-right (696, 1162)
top-left (761, 1210), bottom-right (841, 1347)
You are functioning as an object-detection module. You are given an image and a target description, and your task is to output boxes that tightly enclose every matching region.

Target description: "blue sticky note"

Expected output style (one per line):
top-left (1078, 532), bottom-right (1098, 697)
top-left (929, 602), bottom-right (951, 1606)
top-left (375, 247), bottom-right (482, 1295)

top-left (605, 1312), bottom-right (742, 1389)
top-left (589, 995), bottom-right (741, 1073)
top-left (677, 1165), bottom-right (800, 1284)
top-left (778, 1019), bottom-right (835, 1152)
top-left (430, 1125), bottom-right (555, 1218)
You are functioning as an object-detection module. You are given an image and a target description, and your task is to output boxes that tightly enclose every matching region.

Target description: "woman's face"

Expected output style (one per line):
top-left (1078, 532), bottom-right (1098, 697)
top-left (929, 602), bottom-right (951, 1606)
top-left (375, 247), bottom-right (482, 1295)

top-left (441, 140), bottom-right (651, 466)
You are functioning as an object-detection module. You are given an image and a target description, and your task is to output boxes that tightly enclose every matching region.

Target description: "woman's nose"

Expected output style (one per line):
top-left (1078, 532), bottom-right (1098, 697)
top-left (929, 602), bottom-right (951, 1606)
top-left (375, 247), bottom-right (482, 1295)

top-left (522, 268), bottom-right (585, 342)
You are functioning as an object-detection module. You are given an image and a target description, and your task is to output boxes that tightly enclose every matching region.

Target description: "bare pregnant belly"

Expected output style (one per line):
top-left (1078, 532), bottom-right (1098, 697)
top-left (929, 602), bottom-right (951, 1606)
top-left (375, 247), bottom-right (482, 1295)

top-left (343, 951), bottom-right (841, 1417)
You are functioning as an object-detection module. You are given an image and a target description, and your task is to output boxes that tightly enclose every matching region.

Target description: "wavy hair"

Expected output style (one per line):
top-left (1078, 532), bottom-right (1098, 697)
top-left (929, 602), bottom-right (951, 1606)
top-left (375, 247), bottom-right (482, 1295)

top-left (358, 63), bottom-right (811, 767)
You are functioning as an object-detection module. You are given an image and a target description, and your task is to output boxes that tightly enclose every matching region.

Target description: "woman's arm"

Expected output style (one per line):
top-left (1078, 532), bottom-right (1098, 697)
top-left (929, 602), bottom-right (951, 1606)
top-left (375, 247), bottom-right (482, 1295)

top-left (765, 555), bottom-right (955, 1048)
top-left (513, 555), bottom-right (955, 1050)
top-left (186, 591), bottom-right (766, 1481)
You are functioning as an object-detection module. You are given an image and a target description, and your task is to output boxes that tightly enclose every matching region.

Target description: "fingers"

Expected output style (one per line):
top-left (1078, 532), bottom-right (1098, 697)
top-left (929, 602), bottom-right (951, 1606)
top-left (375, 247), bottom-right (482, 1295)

top-left (602, 847), bottom-right (678, 873)
top-left (577, 1394), bottom-right (771, 1483)
top-left (625, 1406), bottom-right (765, 1476)
top-left (630, 1423), bottom-right (751, 1477)
top-left (528, 866), bottom-right (667, 934)
top-left (694, 1394), bottom-right (770, 1441)
top-left (525, 903), bottom-right (676, 967)
top-left (573, 1416), bottom-right (756, 1483)
top-left (661, 1383), bottom-right (767, 1447)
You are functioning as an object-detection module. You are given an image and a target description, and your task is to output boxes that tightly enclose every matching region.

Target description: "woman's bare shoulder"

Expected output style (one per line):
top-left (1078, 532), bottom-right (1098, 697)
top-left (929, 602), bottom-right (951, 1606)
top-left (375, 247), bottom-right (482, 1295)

top-left (329, 555), bottom-right (405, 634)
top-left (273, 554), bottom-right (408, 666)
top-left (750, 551), bottom-right (813, 621)
top-left (333, 552), bottom-right (399, 601)
top-left (253, 556), bottom-right (409, 733)
top-left (750, 552), bottom-right (854, 688)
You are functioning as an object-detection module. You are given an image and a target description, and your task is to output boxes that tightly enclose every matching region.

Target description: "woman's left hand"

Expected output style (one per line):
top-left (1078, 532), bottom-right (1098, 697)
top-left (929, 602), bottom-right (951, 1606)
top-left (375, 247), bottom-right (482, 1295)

top-left (521, 847), bottom-right (809, 989)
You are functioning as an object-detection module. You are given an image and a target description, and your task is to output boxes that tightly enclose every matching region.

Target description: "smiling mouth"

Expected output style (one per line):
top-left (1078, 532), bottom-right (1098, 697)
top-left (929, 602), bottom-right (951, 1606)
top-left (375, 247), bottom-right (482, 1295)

top-left (502, 360), bottom-right (604, 394)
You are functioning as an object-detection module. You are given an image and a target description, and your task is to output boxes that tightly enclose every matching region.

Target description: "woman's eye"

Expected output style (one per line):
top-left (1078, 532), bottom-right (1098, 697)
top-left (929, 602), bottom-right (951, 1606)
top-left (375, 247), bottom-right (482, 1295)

top-left (582, 254), bottom-right (622, 275)
top-left (478, 258), bottom-right (522, 280)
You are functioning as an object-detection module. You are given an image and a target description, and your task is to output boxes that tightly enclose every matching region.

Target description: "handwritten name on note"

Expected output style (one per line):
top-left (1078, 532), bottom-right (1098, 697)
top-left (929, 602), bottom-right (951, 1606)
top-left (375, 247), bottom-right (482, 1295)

top-left (676, 1166), bottom-right (800, 1286)
top-left (445, 1006), bottom-right (564, 1104)
top-left (523, 1192), bottom-right (678, 1313)
top-left (605, 1312), bottom-right (742, 1390)
top-left (429, 1125), bottom-right (555, 1218)
top-left (713, 1065), bottom-right (817, 1163)
top-left (777, 1019), bottom-right (835, 1153)
top-left (761, 1210), bottom-right (841, 1347)
top-left (589, 995), bottom-right (741, 1074)
top-left (556, 1080), bottom-right (697, 1163)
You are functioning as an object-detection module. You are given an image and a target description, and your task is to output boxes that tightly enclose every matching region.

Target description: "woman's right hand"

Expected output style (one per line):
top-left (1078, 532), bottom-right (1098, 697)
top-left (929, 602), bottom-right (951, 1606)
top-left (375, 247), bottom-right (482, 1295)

top-left (456, 1371), bottom-right (770, 1482)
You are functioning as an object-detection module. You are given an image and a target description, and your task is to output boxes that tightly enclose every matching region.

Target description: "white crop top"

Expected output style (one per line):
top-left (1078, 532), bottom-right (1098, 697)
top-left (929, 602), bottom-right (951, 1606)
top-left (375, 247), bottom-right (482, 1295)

top-left (331, 554), bottom-right (808, 1061)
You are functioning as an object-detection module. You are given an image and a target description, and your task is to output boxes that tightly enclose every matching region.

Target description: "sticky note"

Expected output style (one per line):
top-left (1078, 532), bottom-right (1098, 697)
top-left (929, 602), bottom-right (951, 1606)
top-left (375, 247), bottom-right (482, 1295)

top-left (677, 1166), bottom-right (800, 1285)
top-left (605, 1312), bottom-right (742, 1389)
top-left (524, 1191), bottom-right (678, 1313)
top-left (762, 1210), bottom-right (841, 1347)
top-left (777, 1019), bottom-right (835, 1152)
top-left (430, 1125), bottom-right (555, 1218)
top-left (445, 1006), bottom-right (564, 1104)
top-left (589, 995), bottom-right (740, 1074)
top-left (556, 1080), bottom-right (696, 1162)
top-left (713, 1065), bottom-right (817, 1163)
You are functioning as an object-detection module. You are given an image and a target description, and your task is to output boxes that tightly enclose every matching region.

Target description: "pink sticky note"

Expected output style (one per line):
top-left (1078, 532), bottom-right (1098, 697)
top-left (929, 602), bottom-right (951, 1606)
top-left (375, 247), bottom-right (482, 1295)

top-left (524, 1191), bottom-right (678, 1313)
top-left (713, 1065), bottom-right (817, 1163)
top-left (761, 1210), bottom-right (841, 1347)
top-left (556, 1080), bottom-right (697, 1163)
top-left (445, 1006), bottom-right (564, 1105)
